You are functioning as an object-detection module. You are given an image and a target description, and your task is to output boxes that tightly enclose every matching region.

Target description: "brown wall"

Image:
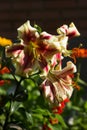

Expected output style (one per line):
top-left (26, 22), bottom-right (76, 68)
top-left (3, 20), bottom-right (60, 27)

top-left (0, 0), bottom-right (87, 40)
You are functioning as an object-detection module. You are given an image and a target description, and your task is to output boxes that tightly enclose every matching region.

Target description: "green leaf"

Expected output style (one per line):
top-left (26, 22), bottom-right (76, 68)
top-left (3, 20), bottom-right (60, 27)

top-left (48, 123), bottom-right (62, 130)
top-left (72, 106), bottom-right (81, 111)
top-left (0, 73), bottom-right (20, 81)
top-left (80, 123), bottom-right (87, 129)
top-left (78, 78), bottom-right (87, 87)
top-left (32, 107), bottom-right (51, 116)
top-left (26, 112), bottom-right (33, 124)
top-left (84, 101), bottom-right (87, 110)
top-left (55, 114), bottom-right (68, 128)
top-left (10, 101), bottom-right (23, 114)
top-left (32, 113), bottom-right (43, 120)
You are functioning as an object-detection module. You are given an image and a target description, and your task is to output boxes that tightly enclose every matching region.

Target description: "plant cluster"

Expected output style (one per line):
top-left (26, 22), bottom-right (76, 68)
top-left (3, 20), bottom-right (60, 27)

top-left (0, 20), bottom-right (87, 130)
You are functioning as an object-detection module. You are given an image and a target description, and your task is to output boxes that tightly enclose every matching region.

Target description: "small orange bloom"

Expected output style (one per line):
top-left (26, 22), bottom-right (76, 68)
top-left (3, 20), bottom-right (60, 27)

top-left (42, 118), bottom-right (58, 130)
top-left (0, 37), bottom-right (12, 46)
top-left (72, 48), bottom-right (87, 59)
top-left (50, 118), bottom-right (58, 125)
top-left (0, 67), bottom-right (10, 74)
top-left (52, 98), bottom-right (69, 114)
top-left (0, 67), bottom-right (10, 86)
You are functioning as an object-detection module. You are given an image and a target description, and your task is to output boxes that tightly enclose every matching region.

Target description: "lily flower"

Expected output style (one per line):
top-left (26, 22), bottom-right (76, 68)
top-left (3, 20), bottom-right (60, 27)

top-left (37, 31), bottom-right (68, 59)
top-left (40, 60), bottom-right (76, 106)
top-left (6, 21), bottom-right (70, 76)
top-left (6, 21), bottom-right (40, 76)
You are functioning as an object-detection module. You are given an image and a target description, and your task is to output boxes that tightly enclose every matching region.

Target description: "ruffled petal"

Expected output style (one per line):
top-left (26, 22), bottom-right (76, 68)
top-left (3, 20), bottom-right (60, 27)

top-left (52, 76), bottom-right (73, 104)
top-left (17, 20), bottom-right (39, 44)
top-left (6, 44), bottom-right (24, 58)
top-left (40, 61), bottom-right (76, 106)
top-left (14, 49), bottom-right (38, 76)
top-left (6, 43), bottom-right (39, 76)
top-left (51, 61), bottom-right (77, 78)
top-left (40, 79), bottom-right (54, 103)
top-left (37, 32), bottom-right (61, 59)
top-left (57, 22), bottom-right (80, 38)
top-left (51, 53), bottom-right (62, 70)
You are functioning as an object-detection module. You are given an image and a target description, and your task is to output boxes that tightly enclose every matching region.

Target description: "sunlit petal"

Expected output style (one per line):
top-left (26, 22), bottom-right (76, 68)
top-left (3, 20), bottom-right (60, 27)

top-left (40, 79), bottom-right (54, 103)
top-left (37, 32), bottom-right (61, 59)
top-left (40, 61), bottom-right (76, 106)
top-left (17, 20), bottom-right (39, 44)
top-left (6, 44), bottom-right (24, 58)
top-left (51, 61), bottom-right (77, 78)
top-left (57, 22), bottom-right (80, 38)
top-left (51, 53), bottom-right (63, 70)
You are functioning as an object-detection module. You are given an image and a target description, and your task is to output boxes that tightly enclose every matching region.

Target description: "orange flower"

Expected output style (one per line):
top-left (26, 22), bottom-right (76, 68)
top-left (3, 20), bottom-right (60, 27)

top-left (71, 48), bottom-right (87, 61)
top-left (52, 98), bottom-right (69, 114)
top-left (0, 37), bottom-right (12, 46)
top-left (0, 67), bottom-right (10, 74)
top-left (42, 117), bottom-right (59, 130)
top-left (0, 67), bottom-right (10, 86)
top-left (50, 118), bottom-right (58, 125)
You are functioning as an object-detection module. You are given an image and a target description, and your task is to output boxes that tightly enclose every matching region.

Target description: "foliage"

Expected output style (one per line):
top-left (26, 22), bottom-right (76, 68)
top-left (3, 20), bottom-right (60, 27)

top-left (0, 20), bottom-right (87, 130)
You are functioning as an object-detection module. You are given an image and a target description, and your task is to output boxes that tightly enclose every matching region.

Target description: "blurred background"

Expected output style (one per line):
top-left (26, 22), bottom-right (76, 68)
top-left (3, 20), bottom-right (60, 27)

top-left (0, 1), bottom-right (87, 129)
top-left (0, 0), bottom-right (87, 39)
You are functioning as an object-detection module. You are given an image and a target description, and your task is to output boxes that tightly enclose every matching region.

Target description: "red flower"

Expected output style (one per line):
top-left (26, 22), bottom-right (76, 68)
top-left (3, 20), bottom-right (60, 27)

top-left (52, 98), bottom-right (69, 114)
top-left (0, 67), bottom-right (10, 86)
top-left (0, 67), bottom-right (10, 74)
top-left (0, 80), bottom-right (5, 86)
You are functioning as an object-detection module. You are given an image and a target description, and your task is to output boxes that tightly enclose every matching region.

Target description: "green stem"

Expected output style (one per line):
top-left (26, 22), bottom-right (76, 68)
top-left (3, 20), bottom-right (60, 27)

top-left (3, 100), bottom-right (11, 130)
top-left (2, 78), bottom-right (23, 130)
top-left (13, 77), bottom-right (23, 97)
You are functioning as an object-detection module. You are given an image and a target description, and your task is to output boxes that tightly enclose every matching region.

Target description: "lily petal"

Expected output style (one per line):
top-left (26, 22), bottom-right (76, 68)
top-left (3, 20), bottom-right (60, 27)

top-left (37, 32), bottom-right (62, 59)
top-left (40, 61), bottom-right (76, 106)
top-left (57, 22), bottom-right (80, 38)
top-left (40, 79), bottom-right (54, 103)
top-left (51, 61), bottom-right (76, 78)
top-left (17, 20), bottom-right (39, 44)
top-left (6, 44), bottom-right (24, 58)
